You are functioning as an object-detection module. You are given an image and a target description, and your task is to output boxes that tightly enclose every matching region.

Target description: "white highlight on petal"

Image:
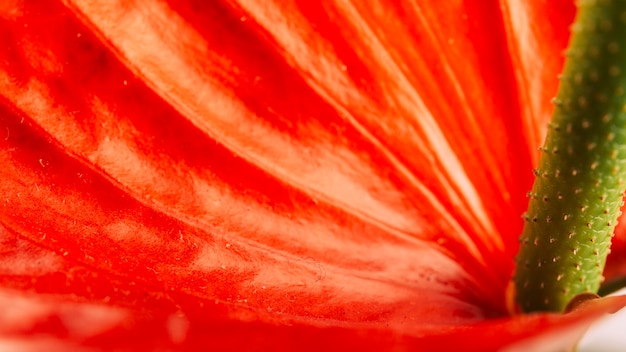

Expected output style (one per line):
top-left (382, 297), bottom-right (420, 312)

top-left (578, 288), bottom-right (626, 352)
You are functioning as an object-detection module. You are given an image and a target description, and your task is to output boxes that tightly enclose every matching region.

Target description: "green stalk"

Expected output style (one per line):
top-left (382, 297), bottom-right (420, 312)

top-left (514, 0), bottom-right (626, 313)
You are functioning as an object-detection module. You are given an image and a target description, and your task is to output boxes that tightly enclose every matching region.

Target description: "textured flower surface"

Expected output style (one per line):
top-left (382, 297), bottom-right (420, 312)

top-left (1, 0), bottom-right (626, 351)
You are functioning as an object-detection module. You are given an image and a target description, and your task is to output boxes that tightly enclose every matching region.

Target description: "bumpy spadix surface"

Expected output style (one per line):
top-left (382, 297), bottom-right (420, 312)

top-left (0, 1), bottom-right (625, 351)
top-left (516, 1), bottom-right (626, 313)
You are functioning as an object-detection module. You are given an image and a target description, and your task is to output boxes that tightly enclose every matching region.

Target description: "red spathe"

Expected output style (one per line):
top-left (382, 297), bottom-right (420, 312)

top-left (0, 1), bottom-right (625, 351)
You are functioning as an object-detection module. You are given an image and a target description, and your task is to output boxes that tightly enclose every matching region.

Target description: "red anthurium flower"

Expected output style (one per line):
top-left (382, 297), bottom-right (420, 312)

top-left (1, 0), bottom-right (626, 351)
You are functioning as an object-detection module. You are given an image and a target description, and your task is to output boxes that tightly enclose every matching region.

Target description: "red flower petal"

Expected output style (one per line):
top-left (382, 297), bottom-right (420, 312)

top-left (607, 213), bottom-right (626, 281)
top-left (0, 0), bottom-right (624, 350)
top-left (2, 223), bottom-right (626, 351)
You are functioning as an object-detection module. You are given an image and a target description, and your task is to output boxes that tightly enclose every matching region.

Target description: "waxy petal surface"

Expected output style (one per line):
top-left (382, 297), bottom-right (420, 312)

top-left (2, 222), bottom-right (626, 351)
top-left (0, 0), bottom-right (625, 350)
